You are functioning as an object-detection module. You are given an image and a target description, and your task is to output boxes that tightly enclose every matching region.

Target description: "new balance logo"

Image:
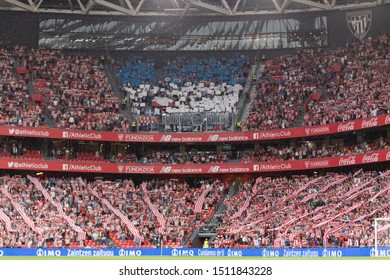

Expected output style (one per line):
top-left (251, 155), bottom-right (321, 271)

top-left (161, 135), bottom-right (172, 142)
top-left (207, 135), bottom-right (219, 141)
top-left (160, 166), bottom-right (172, 173)
top-left (208, 166), bottom-right (220, 173)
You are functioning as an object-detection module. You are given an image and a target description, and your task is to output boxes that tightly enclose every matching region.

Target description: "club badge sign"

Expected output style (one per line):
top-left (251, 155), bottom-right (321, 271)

top-left (346, 10), bottom-right (372, 40)
top-left (191, 113), bottom-right (205, 125)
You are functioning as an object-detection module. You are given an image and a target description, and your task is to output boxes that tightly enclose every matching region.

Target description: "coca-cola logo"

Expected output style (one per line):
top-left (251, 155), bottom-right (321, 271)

top-left (361, 118), bottom-right (378, 128)
top-left (386, 151), bottom-right (390, 161)
top-left (362, 153), bottom-right (379, 163)
top-left (385, 115), bottom-right (390, 125)
top-left (337, 122), bottom-right (355, 132)
top-left (339, 156), bottom-right (356, 166)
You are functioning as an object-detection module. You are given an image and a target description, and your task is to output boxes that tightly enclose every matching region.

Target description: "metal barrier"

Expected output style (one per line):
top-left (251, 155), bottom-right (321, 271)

top-left (161, 112), bottom-right (235, 132)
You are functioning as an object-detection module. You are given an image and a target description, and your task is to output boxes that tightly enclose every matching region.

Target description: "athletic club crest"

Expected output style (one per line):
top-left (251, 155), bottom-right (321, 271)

top-left (346, 10), bottom-right (372, 40)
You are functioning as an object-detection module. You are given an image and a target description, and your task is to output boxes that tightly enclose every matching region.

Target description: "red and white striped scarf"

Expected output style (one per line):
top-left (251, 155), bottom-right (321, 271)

top-left (29, 176), bottom-right (86, 241)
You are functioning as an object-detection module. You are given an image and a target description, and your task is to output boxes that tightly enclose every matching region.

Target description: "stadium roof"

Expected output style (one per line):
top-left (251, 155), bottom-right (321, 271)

top-left (0, 0), bottom-right (388, 18)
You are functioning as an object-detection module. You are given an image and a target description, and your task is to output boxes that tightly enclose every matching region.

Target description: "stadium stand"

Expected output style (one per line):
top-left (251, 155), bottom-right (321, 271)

top-left (245, 35), bottom-right (390, 131)
top-left (0, 30), bottom-right (389, 253)
top-left (0, 171), bottom-right (388, 249)
top-left (0, 176), bottom-right (223, 248)
top-left (28, 135), bottom-right (388, 164)
top-left (120, 54), bottom-right (250, 131)
top-left (214, 170), bottom-right (390, 248)
top-left (22, 48), bottom-right (129, 131)
top-left (0, 45), bottom-right (44, 127)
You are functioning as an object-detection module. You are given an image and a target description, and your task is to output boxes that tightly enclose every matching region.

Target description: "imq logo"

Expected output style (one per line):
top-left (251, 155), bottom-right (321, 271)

top-left (346, 10), bottom-right (372, 40)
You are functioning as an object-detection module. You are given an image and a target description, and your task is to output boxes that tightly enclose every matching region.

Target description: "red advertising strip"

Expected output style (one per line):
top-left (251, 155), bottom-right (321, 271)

top-left (1, 150), bottom-right (389, 174)
top-left (0, 115), bottom-right (389, 143)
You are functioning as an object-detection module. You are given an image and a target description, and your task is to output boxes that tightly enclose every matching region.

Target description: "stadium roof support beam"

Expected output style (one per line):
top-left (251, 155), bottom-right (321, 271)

top-left (94, 0), bottom-right (135, 15)
top-left (67, 0), bottom-right (74, 10)
top-left (135, 0), bottom-right (145, 14)
top-left (85, 0), bottom-right (96, 14)
top-left (232, 0), bottom-right (242, 13)
top-left (124, 0), bottom-right (135, 12)
top-left (189, 0), bottom-right (232, 15)
top-left (169, 0), bottom-right (180, 8)
top-left (280, 0), bottom-right (290, 12)
top-left (271, 0), bottom-right (290, 13)
top-left (271, 0), bottom-right (282, 12)
top-left (179, 2), bottom-right (192, 19)
top-left (291, 0), bottom-right (330, 10)
top-left (36, 0), bottom-right (43, 9)
top-left (221, 0), bottom-right (232, 13)
top-left (76, 0), bottom-right (86, 11)
top-left (2, 0), bottom-right (35, 11)
top-left (27, 0), bottom-right (42, 11)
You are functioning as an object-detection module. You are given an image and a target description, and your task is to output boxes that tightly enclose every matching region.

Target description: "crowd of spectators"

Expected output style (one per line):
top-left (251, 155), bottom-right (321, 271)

top-left (304, 35), bottom-right (390, 126)
top-left (136, 149), bottom-right (232, 165)
top-left (0, 141), bottom-right (43, 160)
top-left (18, 47), bottom-right (129, 131)
top-left (2, 37), bottom-right (388, 133)
top-left (0, 176), bottom-right (223, 248)
top-left (1, 171), bottom-right (388, 249)
top-left (214, 170), bottom-right (389, 248)
top-left (118, 54), bottom-right (249, 131)
top-left (0, 176), bottom-right (83, 248)
top-left (38, 135), bottom-right (388, 165)
top-left (116, 56), bottom-right (156, 87)
top-left (241, 136), bottom-right (389, 163)
top-left (0, 44), bottom-right (44, 127)
top-left (245, 35), bottom-right (390, 131)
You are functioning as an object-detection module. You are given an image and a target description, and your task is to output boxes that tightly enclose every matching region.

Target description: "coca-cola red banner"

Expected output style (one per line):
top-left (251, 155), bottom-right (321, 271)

top-left (1, 150), bottom-right (389, 174)
top-left (0, 115), bottom-right (388, 143)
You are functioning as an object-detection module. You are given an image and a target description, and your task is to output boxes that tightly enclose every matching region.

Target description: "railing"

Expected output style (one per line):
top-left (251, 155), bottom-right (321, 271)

top-left (161, 112), bottom-right (235, 132)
